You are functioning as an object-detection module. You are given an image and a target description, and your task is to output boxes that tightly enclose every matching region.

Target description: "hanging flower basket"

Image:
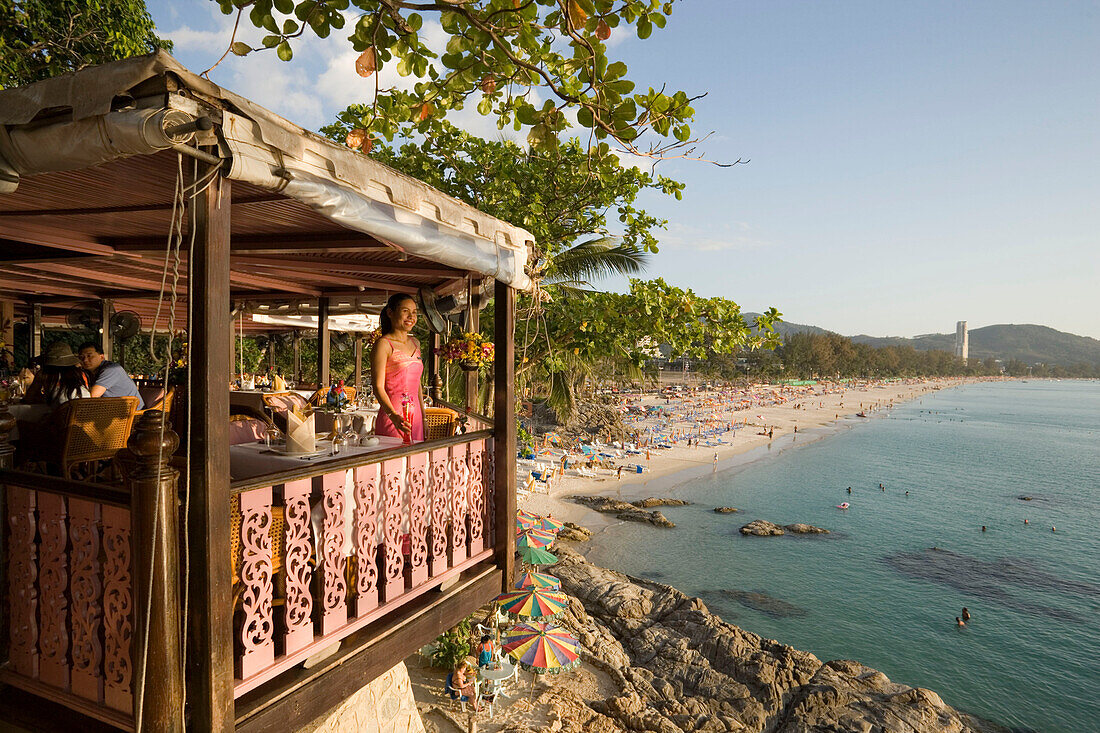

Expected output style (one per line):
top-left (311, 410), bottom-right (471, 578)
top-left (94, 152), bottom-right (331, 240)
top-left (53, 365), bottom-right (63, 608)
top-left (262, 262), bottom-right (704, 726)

top-left (437, 332), bottom-right (494, 370)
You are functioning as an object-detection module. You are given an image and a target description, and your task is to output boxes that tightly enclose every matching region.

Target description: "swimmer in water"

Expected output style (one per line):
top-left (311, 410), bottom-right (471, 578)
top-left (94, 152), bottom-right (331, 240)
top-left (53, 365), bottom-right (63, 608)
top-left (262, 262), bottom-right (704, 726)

top-left (847, 487), bottom-right (852, 494)
top-left (1052, 526), bottom-right (1056, 532)
top-left (962, 607), bottom-right (971, 621)
top-left (1024, 519), bottom-right (1029, 525)
top-left (981, 526), bottom-right (987, 532)
top-left (956, 617), bottom-right (966, 627)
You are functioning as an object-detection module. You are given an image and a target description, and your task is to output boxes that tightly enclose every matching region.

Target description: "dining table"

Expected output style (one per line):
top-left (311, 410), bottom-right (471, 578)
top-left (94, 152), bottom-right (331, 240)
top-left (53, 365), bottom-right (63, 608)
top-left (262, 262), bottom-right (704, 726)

top-left (6, 402), bottom-right (52, 441)
top-left (229, 433), bottom-right (402, 483)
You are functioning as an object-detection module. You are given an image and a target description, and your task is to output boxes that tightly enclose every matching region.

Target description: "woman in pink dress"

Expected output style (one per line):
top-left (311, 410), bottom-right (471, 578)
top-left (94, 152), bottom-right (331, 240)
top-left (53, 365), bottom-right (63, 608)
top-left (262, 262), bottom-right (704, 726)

top-left (371, 294), bottom-right (425, 442)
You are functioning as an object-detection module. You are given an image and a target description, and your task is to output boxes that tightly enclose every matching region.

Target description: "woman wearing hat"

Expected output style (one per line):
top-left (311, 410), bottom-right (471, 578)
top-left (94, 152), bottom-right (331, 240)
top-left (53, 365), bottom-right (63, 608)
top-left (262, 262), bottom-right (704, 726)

top-left (25, 342), bottom-right (90, 407)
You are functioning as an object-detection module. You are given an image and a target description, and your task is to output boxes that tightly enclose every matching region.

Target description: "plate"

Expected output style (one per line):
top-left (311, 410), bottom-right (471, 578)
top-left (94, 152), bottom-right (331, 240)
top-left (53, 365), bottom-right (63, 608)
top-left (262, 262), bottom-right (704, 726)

top-left (269, 444), bottom-right (328, 457)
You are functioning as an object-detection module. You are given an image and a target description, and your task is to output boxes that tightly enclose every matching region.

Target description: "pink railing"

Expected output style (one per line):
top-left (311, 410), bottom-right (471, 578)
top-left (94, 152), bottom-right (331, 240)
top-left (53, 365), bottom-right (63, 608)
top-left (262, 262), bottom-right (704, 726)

top-left (1, 475), bottom-right (134, 728)
top-left (231, 432), bottom-right (496, 696)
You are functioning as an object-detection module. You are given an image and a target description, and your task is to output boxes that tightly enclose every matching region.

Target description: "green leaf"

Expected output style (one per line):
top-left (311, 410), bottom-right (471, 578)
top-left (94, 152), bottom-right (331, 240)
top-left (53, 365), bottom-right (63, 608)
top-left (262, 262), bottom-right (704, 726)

top-left (230, 41), bottom-right (252, 56)
top-left (277, 41), bottom-right (293, 61)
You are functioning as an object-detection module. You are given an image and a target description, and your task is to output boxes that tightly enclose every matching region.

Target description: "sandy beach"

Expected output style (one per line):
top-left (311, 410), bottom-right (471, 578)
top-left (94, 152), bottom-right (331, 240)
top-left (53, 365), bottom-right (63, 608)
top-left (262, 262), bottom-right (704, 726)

top-left (518, 377), bottom-right (973, 530)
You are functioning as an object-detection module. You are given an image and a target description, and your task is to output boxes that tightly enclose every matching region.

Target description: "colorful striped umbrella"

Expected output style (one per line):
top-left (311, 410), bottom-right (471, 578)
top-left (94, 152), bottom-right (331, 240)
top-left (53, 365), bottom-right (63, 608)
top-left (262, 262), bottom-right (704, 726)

top-left (495, 587), bottom-right (570, 620)
top-left (502, 621), bottom-right (581, 674)
top-left (519, 545), bottom-right (558, 567)
top-left (517, 528), bottom-right (555, 550)
top-left (516, 509), bottom-right (541, 530)
top-left (538, 516), bottom-right (565, 534)
top-left (514, 571), bottom-right (561, 591)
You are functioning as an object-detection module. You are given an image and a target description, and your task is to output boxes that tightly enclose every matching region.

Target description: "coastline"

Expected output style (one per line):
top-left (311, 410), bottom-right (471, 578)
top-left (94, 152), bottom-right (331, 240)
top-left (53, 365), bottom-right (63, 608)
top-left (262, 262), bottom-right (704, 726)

top-left (518, 377), bottom-right (977, 532)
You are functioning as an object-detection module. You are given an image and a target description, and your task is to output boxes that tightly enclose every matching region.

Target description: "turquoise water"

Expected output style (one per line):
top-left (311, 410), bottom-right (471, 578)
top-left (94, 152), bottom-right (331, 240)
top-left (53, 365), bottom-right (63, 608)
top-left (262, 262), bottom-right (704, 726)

top-left (583, 381), bottom-right (1100, 732)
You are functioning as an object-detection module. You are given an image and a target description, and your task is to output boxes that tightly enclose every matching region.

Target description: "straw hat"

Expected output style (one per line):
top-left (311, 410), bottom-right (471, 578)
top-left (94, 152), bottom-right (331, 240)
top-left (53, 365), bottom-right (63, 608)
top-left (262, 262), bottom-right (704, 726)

top-left (41, 341), bottom-right (80, 367)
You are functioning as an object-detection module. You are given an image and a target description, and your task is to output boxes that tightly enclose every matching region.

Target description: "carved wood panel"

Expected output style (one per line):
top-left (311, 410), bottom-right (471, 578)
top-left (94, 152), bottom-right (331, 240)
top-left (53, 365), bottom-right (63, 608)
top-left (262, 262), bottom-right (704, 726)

top-left (486, 439), bottom-right (496, 546)
top-left (237, 488), bottom-right (274, 679)
top-left (69, 498), bottom-right (104, 702)
top-left (282, 478), bottom-right (313, 655)
top-left (449, 444), bottom-right (469, 565)
top-left (320, 472), bottom-right (348, 635)
top-left (102, 505), bottom-right (132, 713)
top-left (37, 491), bottom-right (70, 690)
top-left (407, 452), bottom-right (429, 587)
top-left (8, 486), bottom-right (39, 679)
top-left (466, 439), bottom-right (485, 556)
top-left (379, 458), bottom-right (405, 602)
top-left (352, 464), bottom-right (379, 616)
top-left (428, 449), bottom-right (450, 576)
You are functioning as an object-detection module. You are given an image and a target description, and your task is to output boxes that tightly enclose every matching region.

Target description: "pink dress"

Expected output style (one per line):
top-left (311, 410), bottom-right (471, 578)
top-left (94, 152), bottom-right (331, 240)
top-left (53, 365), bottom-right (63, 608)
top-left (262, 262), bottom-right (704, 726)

top-left (374, 336), bottom-right (425, 442)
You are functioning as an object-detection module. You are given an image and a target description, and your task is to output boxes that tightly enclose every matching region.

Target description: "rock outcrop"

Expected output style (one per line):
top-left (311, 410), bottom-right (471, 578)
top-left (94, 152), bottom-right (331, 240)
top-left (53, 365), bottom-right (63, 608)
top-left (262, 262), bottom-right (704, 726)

top-left (632, 497), bottom-right (690, 509)
top-left (558, 522), bottom-right (593, 542)
top-left (739, 520), bottom-right (830, 536)
top-left (546, 546), bottom-right (1005, 733)
top-left (739, 519), bottom-right (785, 536)
top-left (569, 496), bottom-right (675, 528)
top-left (713, 506), bottom-right (740, 513)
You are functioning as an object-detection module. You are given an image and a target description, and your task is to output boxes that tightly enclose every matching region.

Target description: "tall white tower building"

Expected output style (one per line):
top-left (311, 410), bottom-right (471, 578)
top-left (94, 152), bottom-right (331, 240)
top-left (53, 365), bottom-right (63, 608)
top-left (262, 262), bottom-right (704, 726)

top-left (955, 321), bottom-right (969, 363)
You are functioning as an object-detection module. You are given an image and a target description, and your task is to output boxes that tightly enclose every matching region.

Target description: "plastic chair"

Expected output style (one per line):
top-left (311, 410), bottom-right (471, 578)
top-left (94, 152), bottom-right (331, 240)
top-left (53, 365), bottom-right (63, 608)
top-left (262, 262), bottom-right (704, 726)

top-left (424, 406), bottom-right (459, 440)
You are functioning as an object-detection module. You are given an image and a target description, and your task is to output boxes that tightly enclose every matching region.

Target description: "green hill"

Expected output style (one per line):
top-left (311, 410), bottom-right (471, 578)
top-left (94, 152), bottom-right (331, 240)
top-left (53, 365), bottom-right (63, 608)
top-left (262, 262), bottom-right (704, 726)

top-left (849, 324), bottom-right (1100, 367)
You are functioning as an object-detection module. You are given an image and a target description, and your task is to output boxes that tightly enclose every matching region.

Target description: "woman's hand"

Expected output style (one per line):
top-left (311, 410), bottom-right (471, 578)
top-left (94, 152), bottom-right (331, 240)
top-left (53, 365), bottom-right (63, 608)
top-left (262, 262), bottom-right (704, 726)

top-left (388, 410), bottom-right (411, 434)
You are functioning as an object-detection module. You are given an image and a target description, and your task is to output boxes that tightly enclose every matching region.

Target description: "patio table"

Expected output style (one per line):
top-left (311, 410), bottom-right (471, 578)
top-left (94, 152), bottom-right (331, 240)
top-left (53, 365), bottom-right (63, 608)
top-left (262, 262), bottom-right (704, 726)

top-left (7, 403), bottom-right (51, 441)
top-left (229, 434), bottom-right (403, 482)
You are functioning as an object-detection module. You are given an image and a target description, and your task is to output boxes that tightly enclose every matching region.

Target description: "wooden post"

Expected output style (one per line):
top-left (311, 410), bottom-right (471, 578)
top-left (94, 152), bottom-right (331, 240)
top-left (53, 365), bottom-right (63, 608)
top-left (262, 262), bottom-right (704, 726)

top-left (427, 332), bottom-right (440, 403)
top-left (465, 278), bottom-right (481, 412)
top-left (492, 279), bottom-right (516, 591)
top-left (1, 300), bottom-right (14, 370)
top-left (317, 297), bottom-right (330, 388)
top-left (353, 334), bottom-right (363, 392)
top-left (28, 302), bottom-right (42, 358)
top-left (101, 298), bottom-right (113, 360)
top-left (187, 172), bottom-right (235, 733)
top-left (0, 400), bottom-right (14, 470)
top-left (124, 411), bottom-right (184, 732)
top-left (292, 330), bottom-right (301, 385)
top-left (268, 332), bottom-right (276, 372)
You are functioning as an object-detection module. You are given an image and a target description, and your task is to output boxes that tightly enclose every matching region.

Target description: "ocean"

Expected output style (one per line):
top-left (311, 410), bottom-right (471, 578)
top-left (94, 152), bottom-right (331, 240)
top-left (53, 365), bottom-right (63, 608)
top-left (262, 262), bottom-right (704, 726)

top-left (582, 380), bottom-right (1100, 732)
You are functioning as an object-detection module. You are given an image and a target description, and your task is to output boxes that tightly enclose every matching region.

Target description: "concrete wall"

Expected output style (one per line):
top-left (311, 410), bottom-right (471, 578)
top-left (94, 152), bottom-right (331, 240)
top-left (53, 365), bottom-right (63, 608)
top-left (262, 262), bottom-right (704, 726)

top-left (298, 662), bottom-right (426, 733)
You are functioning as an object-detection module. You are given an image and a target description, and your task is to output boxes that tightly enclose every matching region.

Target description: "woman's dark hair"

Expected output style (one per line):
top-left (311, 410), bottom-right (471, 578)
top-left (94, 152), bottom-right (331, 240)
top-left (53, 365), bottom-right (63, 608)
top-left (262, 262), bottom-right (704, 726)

top-left (43, 365), bottom-right (87, 404)
top-left (379, 293), bottom-right (415, 335)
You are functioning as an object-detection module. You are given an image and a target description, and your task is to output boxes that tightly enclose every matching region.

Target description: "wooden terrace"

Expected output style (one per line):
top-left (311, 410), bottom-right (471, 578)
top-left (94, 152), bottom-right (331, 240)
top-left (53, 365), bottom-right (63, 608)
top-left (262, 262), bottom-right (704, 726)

top-left (0, 52), bottom-right (527, 732)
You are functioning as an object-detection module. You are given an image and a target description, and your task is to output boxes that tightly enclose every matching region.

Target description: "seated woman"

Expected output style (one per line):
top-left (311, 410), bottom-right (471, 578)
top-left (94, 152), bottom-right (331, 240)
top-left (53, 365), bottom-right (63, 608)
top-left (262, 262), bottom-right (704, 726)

top-left (445, 662), bottom-right (481, 711)
top-left (371, 293), bottom-right (425, 442)
top-left (24, 343), bottom-right (90, 407)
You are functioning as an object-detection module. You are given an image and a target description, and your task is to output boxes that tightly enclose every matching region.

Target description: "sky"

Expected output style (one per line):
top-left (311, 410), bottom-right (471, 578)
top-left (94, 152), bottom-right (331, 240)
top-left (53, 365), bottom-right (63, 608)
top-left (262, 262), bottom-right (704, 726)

top-left (148, 1), bottom-right (1100, 339)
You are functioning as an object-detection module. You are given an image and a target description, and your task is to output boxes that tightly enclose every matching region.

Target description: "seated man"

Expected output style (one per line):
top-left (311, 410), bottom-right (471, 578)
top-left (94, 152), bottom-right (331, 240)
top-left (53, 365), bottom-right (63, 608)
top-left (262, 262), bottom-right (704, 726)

top-left (78, 342), bottom-right (144, 409)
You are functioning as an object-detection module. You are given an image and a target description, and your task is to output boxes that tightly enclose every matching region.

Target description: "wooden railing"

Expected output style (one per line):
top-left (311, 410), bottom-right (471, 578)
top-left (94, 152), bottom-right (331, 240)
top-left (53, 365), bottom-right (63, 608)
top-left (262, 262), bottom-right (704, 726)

top-left (229, 430), bottom-right (496, 696)
top-left (0, 468), bottom-right (135, 730)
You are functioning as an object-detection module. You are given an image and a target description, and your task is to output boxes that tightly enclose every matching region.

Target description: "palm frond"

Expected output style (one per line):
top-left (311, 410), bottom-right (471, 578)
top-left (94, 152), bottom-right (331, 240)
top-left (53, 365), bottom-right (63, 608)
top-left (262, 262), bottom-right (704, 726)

top-left (545, 236), bottom-right (648, 286)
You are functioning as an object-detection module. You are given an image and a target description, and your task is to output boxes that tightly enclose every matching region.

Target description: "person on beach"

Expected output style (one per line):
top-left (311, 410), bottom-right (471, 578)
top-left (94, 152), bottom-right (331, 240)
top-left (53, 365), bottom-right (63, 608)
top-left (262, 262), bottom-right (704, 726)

top-left (447, 662), bottom-right (480, 711)
top-left (476, 635), bottom-right (497, 668)
top-left (713, 452), bottom-right (718, 472)
top-left (617, 465), bottom-right (623, 480)
top-left (962, 608), bottom-right (971, 621)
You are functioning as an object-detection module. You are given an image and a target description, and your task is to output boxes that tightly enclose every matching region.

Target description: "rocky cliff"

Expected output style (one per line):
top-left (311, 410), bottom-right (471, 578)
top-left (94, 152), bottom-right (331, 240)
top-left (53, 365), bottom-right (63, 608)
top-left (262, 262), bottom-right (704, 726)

top-left (528, 546), bottom-right (1012, 733)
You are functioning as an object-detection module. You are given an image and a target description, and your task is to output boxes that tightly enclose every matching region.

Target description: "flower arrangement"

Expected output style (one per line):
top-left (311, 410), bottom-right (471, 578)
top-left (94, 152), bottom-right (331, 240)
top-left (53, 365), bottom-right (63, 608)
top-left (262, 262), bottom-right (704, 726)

top-left (438, 332), bottom-right (494, 370)
top-left (363, 328), bottom-right (384, 348)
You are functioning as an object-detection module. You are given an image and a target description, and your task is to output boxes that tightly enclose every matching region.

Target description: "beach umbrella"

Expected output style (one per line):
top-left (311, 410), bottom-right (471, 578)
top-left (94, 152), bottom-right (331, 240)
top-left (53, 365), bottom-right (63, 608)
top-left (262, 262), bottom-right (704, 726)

top-left (514, 571), bottom-right (561, 591)
top-left (538, 516), bottom-right (565, 534)
top-left (495, 587), bottom-right (570, 620)
top-left (502, 621), bottom-right (581, 674)
top-left (517, 528), bottom-right (556, 550)
top-left (519, 545), bottom-right (558, 567)
top-left (516, 509), bottom-right (541, 530)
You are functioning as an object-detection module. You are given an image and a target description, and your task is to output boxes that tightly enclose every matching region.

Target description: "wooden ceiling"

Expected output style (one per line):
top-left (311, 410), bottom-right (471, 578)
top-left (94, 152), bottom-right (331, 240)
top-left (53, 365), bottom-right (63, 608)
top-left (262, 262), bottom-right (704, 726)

top-left (0, 149), bottom-right (471, 331)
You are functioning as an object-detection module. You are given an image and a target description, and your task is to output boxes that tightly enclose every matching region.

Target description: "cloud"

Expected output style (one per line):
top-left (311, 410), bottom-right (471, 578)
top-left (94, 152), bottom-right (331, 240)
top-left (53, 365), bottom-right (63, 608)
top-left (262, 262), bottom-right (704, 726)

top-left (658, 221), bottom-right (773, 252)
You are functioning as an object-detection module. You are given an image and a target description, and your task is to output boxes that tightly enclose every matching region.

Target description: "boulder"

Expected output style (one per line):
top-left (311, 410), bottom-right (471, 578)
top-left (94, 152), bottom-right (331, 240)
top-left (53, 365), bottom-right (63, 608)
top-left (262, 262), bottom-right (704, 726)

top-left (558, 522), bottom-right (593, 542)
top-left (713, 507), bottom-right (740, 514)
top-left (632, 497), bottom-right (691, 509)
top-left (783, 523), bottom-right (830, 534)
top-left (739, 520), bottom-right (785, 536)
top-left (569, 495), bottom-right (676, 528)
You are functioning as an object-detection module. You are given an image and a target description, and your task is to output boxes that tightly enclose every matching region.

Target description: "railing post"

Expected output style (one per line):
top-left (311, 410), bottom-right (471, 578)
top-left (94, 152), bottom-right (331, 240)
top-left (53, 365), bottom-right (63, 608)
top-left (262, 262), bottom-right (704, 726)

top-left (123, 410), bottom-right (184, 732)
top-left (0, 399), bottom-right (14, 469)
top-left (493, 279), bottom-right (516, 592)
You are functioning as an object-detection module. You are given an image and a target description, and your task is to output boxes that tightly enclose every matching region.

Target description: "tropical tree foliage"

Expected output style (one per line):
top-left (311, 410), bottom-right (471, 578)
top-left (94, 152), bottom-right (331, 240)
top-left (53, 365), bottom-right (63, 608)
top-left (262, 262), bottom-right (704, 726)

top-left (0, 0), bottom-right (171, 88)
top-left (223, 0), bottom-right (713, 159)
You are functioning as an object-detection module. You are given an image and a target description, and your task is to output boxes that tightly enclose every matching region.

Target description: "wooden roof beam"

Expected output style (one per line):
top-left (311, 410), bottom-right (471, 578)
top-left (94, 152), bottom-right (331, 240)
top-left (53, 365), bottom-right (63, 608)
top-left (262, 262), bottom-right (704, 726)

top-left (229, 270), bottom-right (322, 296)
top-left (0, 194), bottom-right (284, 219)
top-left (230, 255), bottom-right (463, 279)
top-left (7, 262), bottom-right (160, 291)
top-left (0, 277), bottom-right (100, 299)
top-left (106, 232), bottom-right (392, 253)
top-left (0, 220), bottom-right (120, 256)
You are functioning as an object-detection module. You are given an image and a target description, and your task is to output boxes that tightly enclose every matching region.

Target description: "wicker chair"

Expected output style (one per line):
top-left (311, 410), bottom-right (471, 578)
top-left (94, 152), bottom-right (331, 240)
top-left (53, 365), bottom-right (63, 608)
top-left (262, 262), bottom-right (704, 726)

top-left (55, 397), bottom-right (140, 479)
top-left (136, 384), bottom-right (175, 419)
top-left (424, 406), bottom-right (459, 441)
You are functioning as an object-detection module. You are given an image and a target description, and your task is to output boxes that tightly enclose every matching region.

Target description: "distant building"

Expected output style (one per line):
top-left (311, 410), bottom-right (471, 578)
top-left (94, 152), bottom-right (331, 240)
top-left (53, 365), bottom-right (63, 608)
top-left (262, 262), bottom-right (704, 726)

top-left (955, 321), bottom-right (969, 363)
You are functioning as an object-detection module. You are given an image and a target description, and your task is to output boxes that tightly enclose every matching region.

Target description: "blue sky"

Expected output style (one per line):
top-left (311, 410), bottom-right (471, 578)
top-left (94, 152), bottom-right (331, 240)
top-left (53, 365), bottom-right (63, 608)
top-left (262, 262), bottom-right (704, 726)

top-left (149, 1), bottom-right (1099, 339)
